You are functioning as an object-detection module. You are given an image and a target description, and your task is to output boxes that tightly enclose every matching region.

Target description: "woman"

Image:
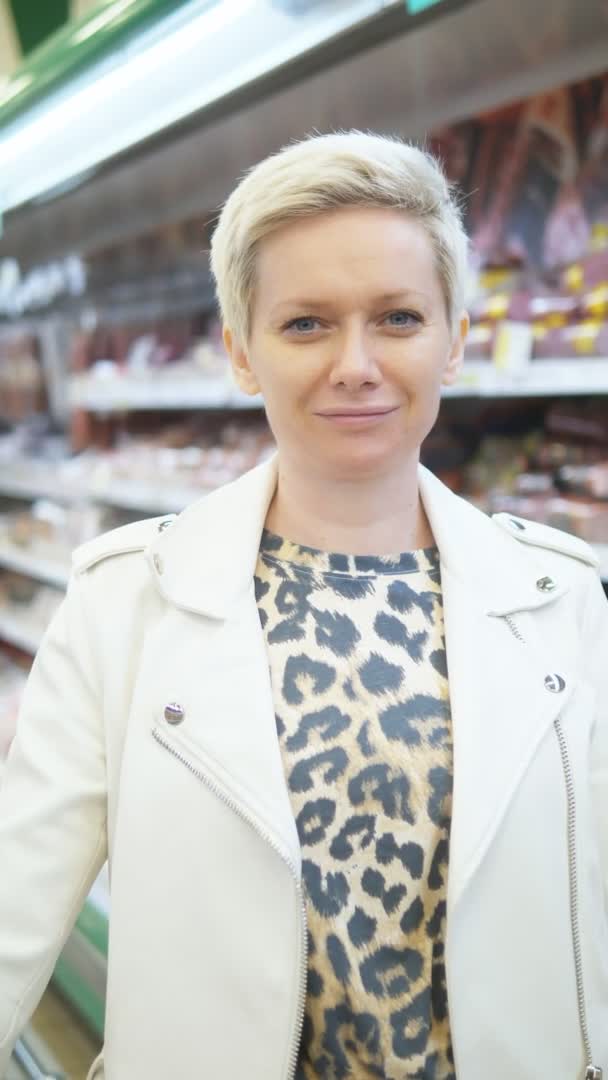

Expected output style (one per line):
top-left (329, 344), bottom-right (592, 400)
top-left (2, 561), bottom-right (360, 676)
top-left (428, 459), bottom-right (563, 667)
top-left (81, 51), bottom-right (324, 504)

top-left (0, 131), bottom-right (606, 1080)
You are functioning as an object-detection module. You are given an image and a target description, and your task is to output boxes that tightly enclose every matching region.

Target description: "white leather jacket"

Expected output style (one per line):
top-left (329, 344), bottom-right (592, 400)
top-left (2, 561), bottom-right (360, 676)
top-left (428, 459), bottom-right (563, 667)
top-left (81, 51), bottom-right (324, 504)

top-left (0, 456), bottom-right (607, 1079)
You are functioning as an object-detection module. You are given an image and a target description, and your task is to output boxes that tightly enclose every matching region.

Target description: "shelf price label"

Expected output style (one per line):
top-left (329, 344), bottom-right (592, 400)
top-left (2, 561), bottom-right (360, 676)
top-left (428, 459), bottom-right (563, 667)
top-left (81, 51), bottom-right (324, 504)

top-left (493, 321), bottom-right (533, 379)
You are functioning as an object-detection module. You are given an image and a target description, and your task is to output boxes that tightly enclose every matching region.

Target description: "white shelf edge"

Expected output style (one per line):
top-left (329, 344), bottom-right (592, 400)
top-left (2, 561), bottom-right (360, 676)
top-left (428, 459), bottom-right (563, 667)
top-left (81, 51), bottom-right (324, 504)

top-left (0, 613), bottom-right (44, 654)
top-left (68, 375), bottom-right (264, 413)
top-left (0, 473), bottom-right (206, 514)
top-left (0, 545), bottom-right (70, 589)
top-left (445, 358), bottom-right (608, 398)
top-left (0, 474), bottom-right (80, 503)
top-left (68, 360), bottom-right (608, 408)
top-left (89, 480), bottom-right (207, 515)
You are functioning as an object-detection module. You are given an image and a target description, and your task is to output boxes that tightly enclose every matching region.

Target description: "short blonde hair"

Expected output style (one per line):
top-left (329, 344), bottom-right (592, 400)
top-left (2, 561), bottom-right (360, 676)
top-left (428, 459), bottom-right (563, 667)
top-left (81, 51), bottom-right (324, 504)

top-left (209, 129), bottom-right (468, 346)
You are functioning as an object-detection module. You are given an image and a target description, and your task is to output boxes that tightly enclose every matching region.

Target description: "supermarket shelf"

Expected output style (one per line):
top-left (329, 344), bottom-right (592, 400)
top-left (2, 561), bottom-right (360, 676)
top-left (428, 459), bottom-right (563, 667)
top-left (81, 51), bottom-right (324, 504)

top-left (446, 359), bottom-right (608, 398)
top-left (67, 361), bottom-right (608, 411)
top-left (0, 473), bottom-right (80, 504)
top-left (89, 479), bottom-right (205, 515)
top-left (0, 613), bottom-right (44, 655)
top-left (0, 545), bottom-right (70, 589)
top-left (0, 470), bottom-right (205, 515)
top-left (69, 374), bottom-right (264, 413)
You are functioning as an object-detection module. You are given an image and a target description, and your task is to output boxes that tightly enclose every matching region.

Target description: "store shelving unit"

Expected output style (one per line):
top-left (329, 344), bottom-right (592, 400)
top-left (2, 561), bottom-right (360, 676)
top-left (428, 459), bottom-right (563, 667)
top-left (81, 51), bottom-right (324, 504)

top-left (444, 359), bottom-right (608, 398)
top-left (0, 545), bottom-right (70, 590)
top-left (68, 373), bottom-right (263, 412)
top-left (66, 360), bottom-right (608, 410)
top-left (0, 614), bottom-right (45, 658)
top-left (0, 472), bottom-right (206, 515)
top-left (2, 357), bottom-right (608, 585)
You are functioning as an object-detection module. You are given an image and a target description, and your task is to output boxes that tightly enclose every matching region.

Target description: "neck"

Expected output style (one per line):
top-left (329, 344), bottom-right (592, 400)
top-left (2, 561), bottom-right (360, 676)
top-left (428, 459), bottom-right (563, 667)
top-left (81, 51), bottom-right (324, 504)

top-left (264, 453), bottom-right (434, 556)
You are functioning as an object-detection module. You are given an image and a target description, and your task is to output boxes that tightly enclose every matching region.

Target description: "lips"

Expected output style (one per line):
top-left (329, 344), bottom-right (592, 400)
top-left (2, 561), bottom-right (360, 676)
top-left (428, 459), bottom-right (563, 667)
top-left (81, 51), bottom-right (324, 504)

top-left (317, 407), bottom-right (397, 417)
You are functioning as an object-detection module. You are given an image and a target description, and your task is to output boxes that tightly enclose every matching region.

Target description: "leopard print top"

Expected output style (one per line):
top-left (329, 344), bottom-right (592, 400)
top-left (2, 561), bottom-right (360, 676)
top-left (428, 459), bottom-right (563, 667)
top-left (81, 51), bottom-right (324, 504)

top-left (254, 528), bottom-right (456, 1079)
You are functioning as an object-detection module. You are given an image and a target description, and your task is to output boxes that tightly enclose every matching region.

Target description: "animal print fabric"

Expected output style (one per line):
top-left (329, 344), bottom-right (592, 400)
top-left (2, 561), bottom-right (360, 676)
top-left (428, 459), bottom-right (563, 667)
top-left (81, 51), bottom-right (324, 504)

top-left (254, 529), bottom-right (456, 1079)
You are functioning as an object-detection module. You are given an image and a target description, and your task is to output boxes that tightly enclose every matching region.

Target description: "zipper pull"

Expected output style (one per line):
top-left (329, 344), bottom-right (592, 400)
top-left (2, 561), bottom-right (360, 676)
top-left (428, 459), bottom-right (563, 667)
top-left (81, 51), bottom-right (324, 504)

top-left (585, 1067), bottom-right (603, 1079)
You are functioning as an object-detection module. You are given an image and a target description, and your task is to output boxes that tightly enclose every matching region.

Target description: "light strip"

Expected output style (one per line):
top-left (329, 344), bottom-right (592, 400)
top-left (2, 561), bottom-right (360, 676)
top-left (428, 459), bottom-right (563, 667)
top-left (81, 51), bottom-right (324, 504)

top-left (2, 0), bottom-right (253, 167)
top-left (0, 0), bottom-right (400, 214)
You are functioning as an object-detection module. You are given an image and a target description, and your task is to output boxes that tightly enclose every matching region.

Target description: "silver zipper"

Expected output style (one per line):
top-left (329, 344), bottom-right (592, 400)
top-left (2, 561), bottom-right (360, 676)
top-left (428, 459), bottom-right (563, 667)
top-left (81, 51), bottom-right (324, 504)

top-left (504, 617), bottom-right (602, 1079)
top-left (504, 614), bottom-right (525, 643)
top-left (554, 717), bottom-right (602, 1080)
top-left (152, 727), bottom-right (308, 1080)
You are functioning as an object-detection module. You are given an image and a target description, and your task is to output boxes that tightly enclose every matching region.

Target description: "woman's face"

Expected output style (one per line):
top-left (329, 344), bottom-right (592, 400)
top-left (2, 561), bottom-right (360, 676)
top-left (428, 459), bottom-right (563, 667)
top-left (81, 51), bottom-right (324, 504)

top-left (224, 206), bottom-right (468, 478)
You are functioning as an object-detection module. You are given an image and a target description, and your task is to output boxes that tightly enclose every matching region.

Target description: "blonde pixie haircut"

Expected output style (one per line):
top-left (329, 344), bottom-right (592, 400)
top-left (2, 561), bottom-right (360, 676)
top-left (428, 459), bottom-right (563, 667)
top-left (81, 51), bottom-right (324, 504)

top-left (209, 129), bottom-right (468, 347)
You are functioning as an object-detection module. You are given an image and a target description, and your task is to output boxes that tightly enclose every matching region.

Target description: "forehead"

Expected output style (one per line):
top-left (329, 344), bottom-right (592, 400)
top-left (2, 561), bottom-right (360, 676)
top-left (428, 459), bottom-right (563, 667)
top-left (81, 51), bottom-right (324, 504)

top-left (253, 207), bottom-right (442, 310)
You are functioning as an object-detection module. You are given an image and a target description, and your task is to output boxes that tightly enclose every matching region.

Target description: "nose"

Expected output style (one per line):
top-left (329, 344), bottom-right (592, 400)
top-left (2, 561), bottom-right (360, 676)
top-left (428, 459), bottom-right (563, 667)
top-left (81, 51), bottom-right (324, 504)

top-left (328, 326), bottom-right (382, 390)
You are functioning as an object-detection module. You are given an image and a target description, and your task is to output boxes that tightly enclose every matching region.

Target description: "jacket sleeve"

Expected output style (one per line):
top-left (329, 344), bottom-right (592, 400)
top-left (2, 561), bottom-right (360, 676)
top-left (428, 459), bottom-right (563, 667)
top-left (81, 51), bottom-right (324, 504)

top-left (0, 570), bottom-right (107, 1073)
top-left (586, 569), bottom-right (608, 902)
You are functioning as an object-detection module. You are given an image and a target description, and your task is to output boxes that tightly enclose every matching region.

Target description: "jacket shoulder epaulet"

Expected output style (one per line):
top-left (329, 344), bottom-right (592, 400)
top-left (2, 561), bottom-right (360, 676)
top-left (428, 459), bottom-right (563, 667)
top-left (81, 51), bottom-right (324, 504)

top-left (492, 511), bottom-right (600, 569)
top-left (72, 514), bottom-right (177, 574)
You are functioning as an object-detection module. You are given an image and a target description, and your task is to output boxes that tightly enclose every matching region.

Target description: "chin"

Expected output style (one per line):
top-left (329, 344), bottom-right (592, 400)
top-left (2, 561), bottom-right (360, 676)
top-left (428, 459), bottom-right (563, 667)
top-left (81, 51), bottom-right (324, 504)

top-left (324, 441), bottom-right (414, 476)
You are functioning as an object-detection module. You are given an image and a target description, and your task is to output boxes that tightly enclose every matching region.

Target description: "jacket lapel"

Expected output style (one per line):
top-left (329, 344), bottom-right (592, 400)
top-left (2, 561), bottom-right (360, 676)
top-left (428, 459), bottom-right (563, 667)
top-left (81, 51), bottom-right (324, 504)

top-left (418, 465), bottom-right (577, 911)
top-left (438, 566), bottom-right (576, 913)
top-left (145, 592), bottom-right (302, 870)
top-left (145, 455), bottom-right (303, 870)
top-left (146, 455), bottom-right (577, 905)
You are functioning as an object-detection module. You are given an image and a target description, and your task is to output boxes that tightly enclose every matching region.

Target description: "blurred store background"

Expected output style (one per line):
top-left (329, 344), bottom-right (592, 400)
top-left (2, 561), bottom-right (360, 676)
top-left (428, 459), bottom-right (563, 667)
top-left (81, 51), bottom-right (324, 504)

top-left (1, 0), bottom-right (608, 1075)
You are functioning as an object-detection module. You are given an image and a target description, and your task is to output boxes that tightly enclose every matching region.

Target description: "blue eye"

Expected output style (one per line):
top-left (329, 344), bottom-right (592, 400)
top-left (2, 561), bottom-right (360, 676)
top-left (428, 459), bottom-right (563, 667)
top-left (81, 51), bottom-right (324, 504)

top-left (386, 310), bottom-right (420, 327)
top-left (284, 316), bottom-right (320, 334)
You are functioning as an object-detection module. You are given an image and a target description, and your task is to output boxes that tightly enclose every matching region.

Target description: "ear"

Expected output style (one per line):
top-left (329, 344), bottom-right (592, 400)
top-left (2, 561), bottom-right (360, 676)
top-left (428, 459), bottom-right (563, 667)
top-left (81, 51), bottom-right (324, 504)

top-left (441, 310), bottom-right (469, 387)
top-left (223, 325), bottom-right (261, 396)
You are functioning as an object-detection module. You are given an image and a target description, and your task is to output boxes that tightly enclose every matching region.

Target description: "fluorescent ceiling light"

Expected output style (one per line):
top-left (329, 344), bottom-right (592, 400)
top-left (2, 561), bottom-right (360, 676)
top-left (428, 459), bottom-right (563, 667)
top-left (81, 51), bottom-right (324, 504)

top-left (0, 0), bottom-right (399, 214)
top-left (2, 0), bottom-right (252, 169)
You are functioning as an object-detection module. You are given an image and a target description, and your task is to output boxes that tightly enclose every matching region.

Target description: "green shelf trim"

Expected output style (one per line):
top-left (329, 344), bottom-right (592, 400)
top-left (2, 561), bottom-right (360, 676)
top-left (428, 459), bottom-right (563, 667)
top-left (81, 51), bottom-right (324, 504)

top-left (53, 956), bottom-right (105, 1039)
top-left (0, 0), bottom-right (197, 129)
top-left (9, 0), bottom-right (70, 58)
top-left (76, 897), bottom-right (109, 958)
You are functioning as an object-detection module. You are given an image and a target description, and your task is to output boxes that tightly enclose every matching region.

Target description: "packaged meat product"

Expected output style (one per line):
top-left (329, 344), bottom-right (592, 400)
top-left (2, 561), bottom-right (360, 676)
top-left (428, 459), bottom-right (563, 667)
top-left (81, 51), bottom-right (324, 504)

top-left (557, 463), bottom-right (608, 500)
top-left (464, 323), bottom-right (495, 360)
top-left (579, 282), bottom-right (608, 319)
top-left (484, 492), bottom-right (608, 542)
top-left (533, 319), bottom-right (608, 357)
top-left (562, 250), bottom-right (608, 292)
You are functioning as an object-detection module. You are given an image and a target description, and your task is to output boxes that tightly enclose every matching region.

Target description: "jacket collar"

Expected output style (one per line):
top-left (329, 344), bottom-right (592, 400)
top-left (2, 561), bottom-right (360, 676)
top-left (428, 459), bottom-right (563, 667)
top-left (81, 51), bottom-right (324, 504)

top-left (147, 453), bottom-right (568, 620)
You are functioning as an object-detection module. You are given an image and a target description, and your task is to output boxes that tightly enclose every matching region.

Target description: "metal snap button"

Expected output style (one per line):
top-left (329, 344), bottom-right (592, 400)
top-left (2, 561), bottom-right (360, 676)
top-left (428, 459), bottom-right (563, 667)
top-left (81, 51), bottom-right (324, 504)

top-left (157, 518), bottom-right (174, 533)
top-left (509, 518), bottom-right (526, 531)
top-left (544, 674), bottom-right (566, 694)
top-left (536, 576), bottom-right (556, 593)
top-left (164, 702), bottom-right (185, 724)
top-left (153, 554), bottom-right (164, 575)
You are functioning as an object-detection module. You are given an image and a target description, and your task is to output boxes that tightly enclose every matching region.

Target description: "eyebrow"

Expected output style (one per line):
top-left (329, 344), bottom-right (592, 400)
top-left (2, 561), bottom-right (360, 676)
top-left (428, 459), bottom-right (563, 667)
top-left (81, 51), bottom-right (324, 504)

top-left (270, 290), bottom-right (425, 315)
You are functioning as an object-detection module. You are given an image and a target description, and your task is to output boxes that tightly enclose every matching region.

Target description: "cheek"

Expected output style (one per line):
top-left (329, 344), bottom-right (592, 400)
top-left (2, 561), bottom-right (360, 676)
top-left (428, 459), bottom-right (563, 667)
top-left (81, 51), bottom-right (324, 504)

top-left (388, 351), bottom-right (445, 394)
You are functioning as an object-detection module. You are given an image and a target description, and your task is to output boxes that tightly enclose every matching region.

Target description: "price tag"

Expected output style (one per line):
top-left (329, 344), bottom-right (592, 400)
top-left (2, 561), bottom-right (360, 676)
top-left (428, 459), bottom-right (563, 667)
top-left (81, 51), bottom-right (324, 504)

top-left (493, 321), bottom-right (533, 378)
